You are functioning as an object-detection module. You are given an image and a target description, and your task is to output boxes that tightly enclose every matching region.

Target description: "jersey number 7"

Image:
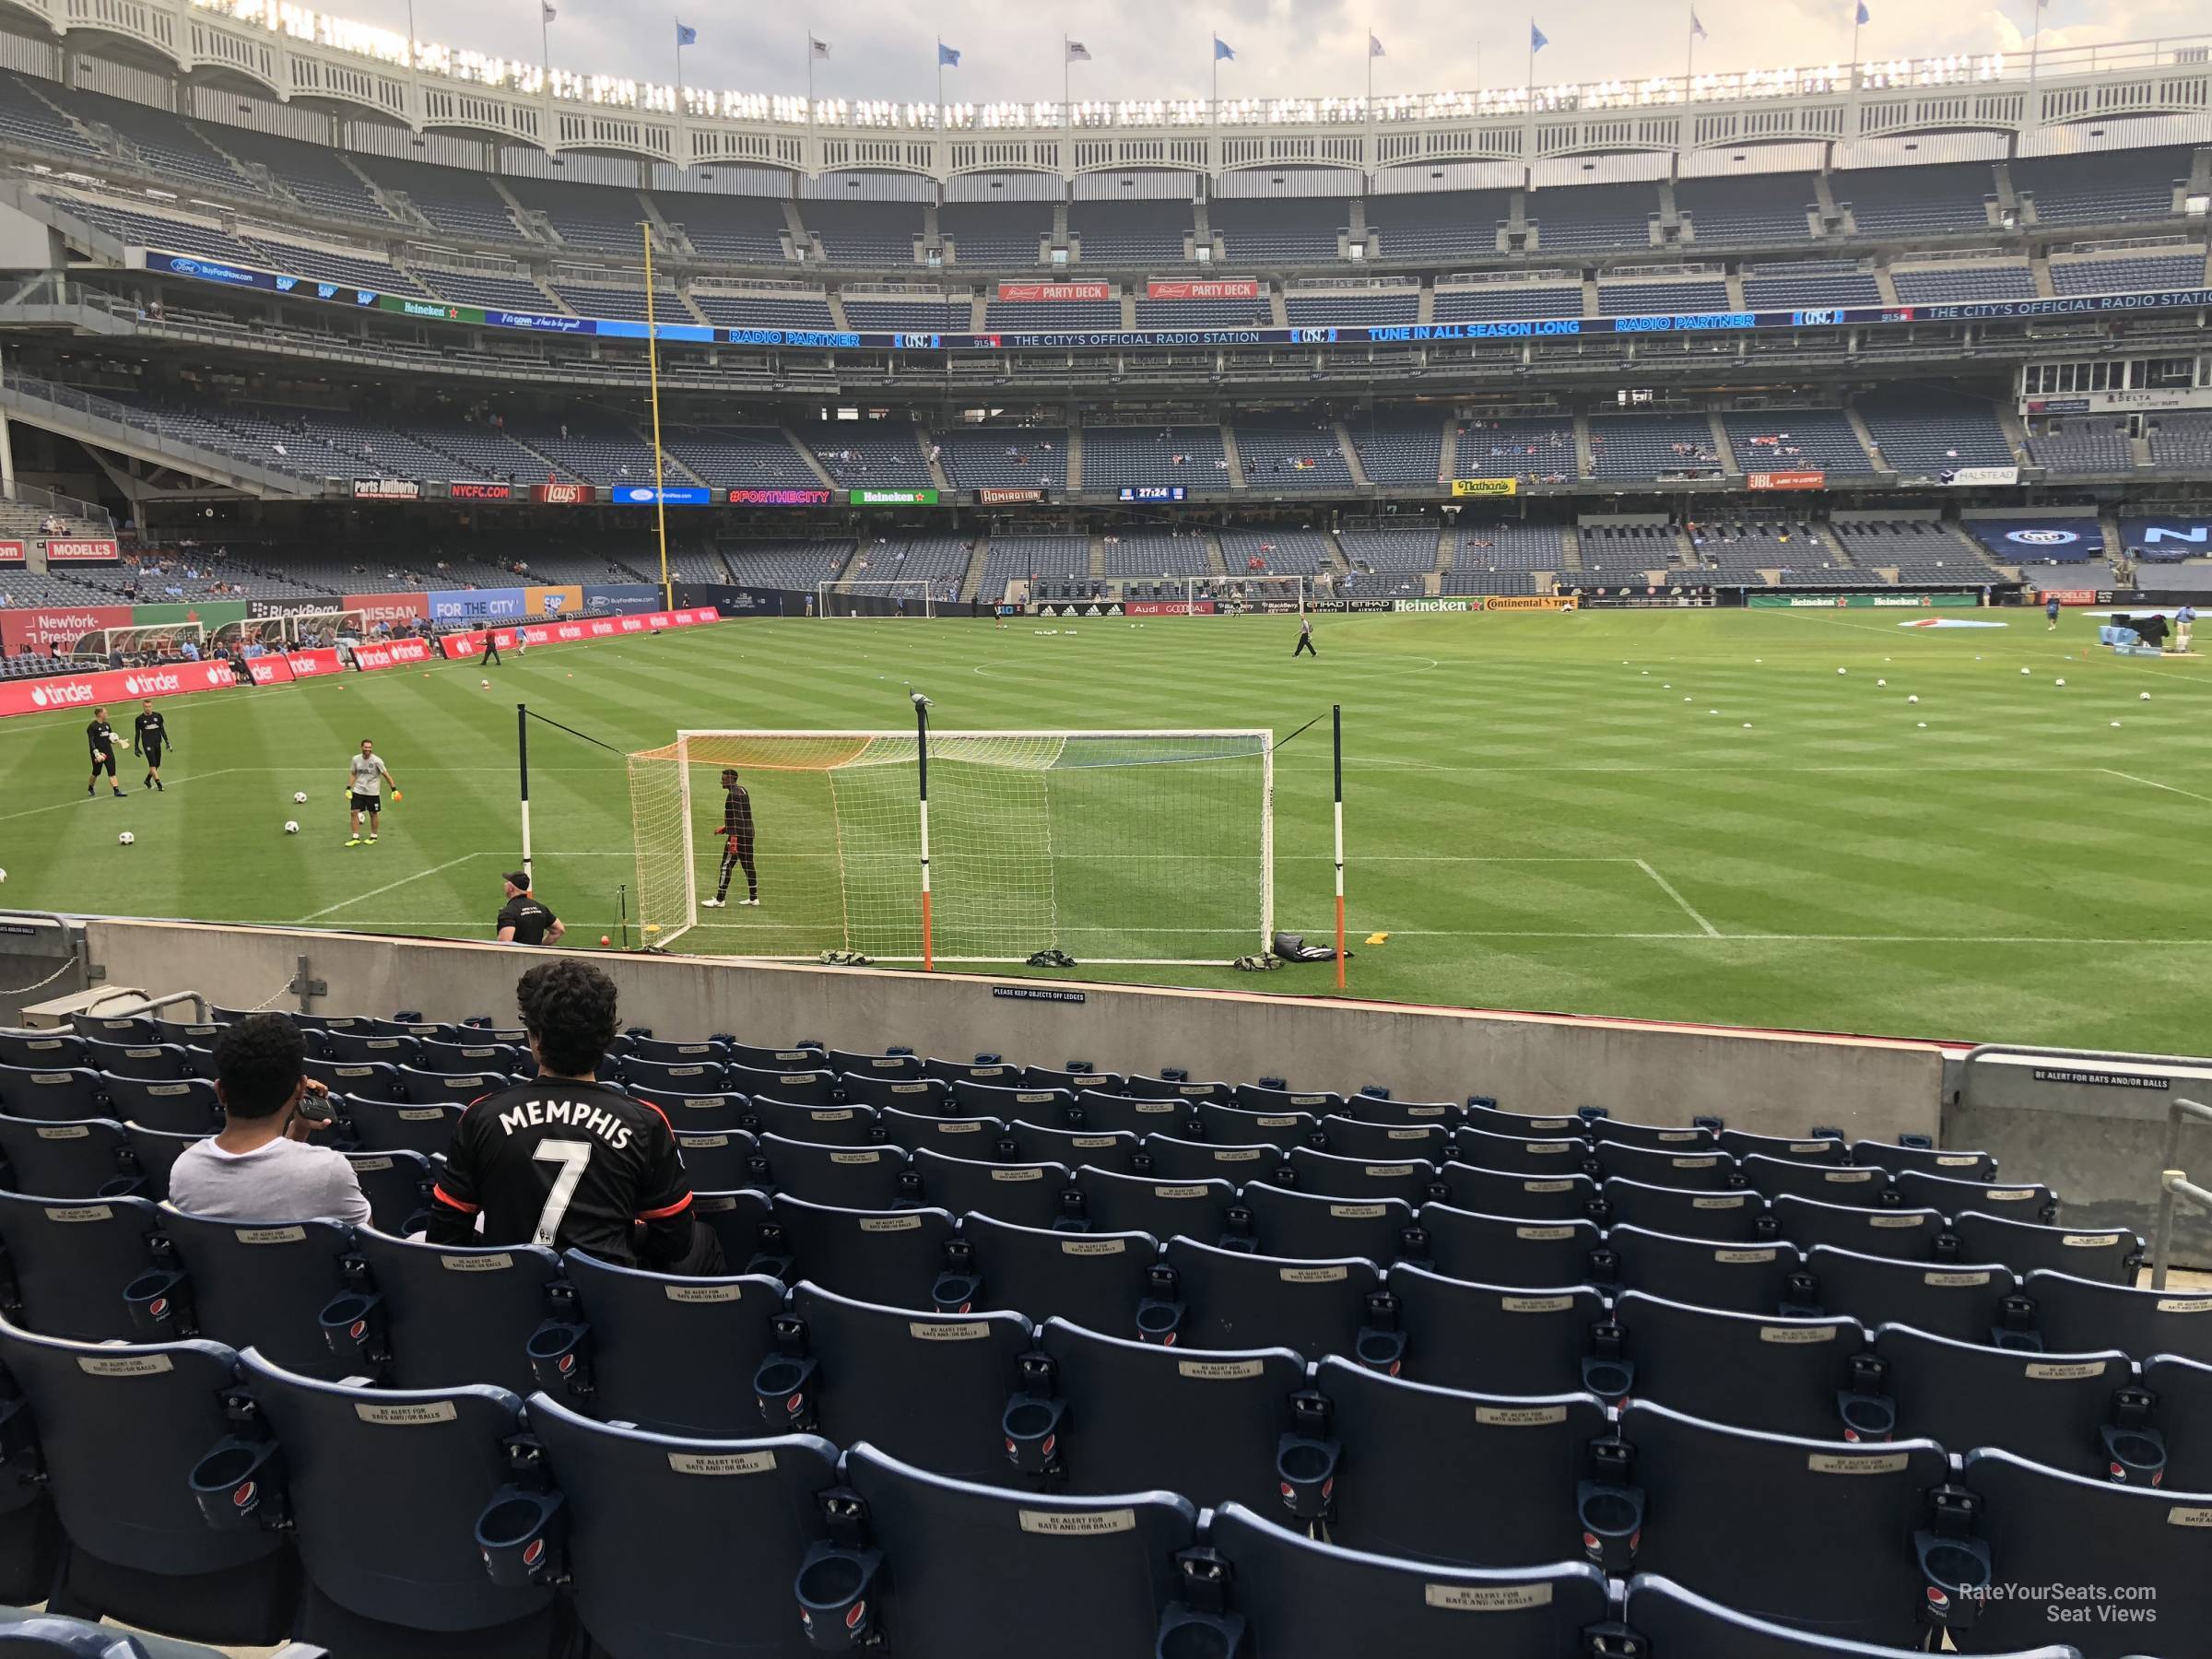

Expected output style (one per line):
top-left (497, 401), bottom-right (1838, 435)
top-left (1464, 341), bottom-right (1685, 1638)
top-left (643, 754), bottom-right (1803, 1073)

top-left (531, 1139), bottom-right (594, 1247)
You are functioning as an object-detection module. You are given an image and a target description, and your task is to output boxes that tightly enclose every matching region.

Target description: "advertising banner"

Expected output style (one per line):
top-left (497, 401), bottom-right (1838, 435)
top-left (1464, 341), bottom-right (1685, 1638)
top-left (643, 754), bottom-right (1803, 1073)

top-left (343, 592), bottom-right (429, 625)
top-left (850, 488), bottom-right (938, 506)
top-left (2119, 517), bottom-right (2212, 554)
top-left (43, 539), bottom-right (120, 564)
top-left (529, 483), bottom-right (593, 504)
top-left (1481, 594), bottom-right (1579, 611)
top-left (607, 485), bottom-right (712, 507)
top-left (244, 655), bottom-right (296, 686)
top-left (353, 479), bottom-right (420, 501)
top-left (283, 647), bottom-right (345, 679)
top-left (130, 602), bottom-right (249, 630)
top-left (0, 542), bottom-right (22, 567)
top-left (437, 606), bottom-right (724, 660)
top-left (1393, 597), bottom-right (1472, 612)
top-left (1747, 470), bottom-right (1826, 491)
top-left (1124, 600), bottom-right (1217, 616)
top-left (523, 584), bottom-right (585, 618)
top-left (1451, 478), bottom-right (1519, 498)
top-left (0, 605), bottom-right (130, 653)
top-left (1147, 279), bottom-right (1259, 300)
top-left (582, 584), bottom-right (666, 615)
top-left (1937, 465), bottom-right (2020, 487)
top-left (350, 638), bottom-right (433, 672)
top-left (727, 488), bottom-right (833, 506)
top-left (0, 658), bottom-right (240, 718)
top-left (977, 488), bottom-right (1046, 505)
top-left (997, 282), bottom-right (1112, 302)
top-left (2039, 589), bottom-right (2106, 606)
top-left (448, 482), bottom-right (513, 501)
top-left (250, 596), bottom-right (345, 620)
top-left (1747, 592), bottom-right (1981, 609)
top-left (1963, 520), bottom-right (2099, 560)
top-left (429, 588), bottom-right (525, 622)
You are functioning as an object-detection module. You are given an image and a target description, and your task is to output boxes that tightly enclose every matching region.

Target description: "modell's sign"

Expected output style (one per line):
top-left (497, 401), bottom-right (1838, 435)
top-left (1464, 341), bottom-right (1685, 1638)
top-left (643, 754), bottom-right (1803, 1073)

top-left (449, 482), bottom-right (514, 501)
top-left (1746, 470), bottom-right (1825, 491)
top-left (530, 482), bottom-right (592, 504)
top-left (1147, 279), bottom-right (1259, 300)
top-left (44, 539), bottom-right (120, 563)
top-left (996, 282), bottom-right (1112, 302)
top-left (0, 541), bottom-right (22, 566)
top-left (353, 478), bottom-right (421, 501)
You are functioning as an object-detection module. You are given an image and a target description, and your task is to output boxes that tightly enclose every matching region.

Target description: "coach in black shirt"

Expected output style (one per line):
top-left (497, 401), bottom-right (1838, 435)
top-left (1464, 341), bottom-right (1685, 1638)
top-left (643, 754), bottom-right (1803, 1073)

top-left (495, 872), bottom-right (564, 947)
top-left (429, 961), bottom-right (720, 1272)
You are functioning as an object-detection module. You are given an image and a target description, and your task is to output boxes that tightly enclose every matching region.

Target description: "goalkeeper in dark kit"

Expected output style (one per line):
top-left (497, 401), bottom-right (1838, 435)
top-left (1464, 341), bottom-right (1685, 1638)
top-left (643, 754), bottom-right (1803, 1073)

top-left (701, 768), bottom-right (759, 908)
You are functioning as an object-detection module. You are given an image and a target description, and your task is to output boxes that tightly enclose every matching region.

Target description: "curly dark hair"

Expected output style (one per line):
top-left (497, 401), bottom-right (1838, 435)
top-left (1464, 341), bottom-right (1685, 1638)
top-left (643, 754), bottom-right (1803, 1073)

top-left (516, 959), bottom-right (619, 1077)
top-left (212, 1013), bottom-right (307, 1119)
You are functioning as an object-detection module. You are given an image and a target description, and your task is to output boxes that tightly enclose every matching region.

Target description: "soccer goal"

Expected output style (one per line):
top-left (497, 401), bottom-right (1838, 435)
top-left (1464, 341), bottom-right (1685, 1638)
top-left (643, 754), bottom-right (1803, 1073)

top-left (817, 579), bottom-right (942, 618)
top-left (628, 728), bottom-right (1274, 962)
top-left (1182, 574), bottom-right (1312, 615)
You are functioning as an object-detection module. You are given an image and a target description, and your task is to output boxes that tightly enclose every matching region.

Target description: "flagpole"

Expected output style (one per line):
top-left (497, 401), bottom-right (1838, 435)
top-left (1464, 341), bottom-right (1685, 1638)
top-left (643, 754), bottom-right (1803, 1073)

top-left (1367, 21), bottom-right (1374, 110)
top-left (1685, 1), bottom-right (1697, 94)
top-left (675, 19), bottom-right (684, 106)
top-left (937, 35), bottom-right (945, 130)
top-left (1524, 21), bottom-right (1535, 162)
top-left (2029, 3), bottom-right (2042, 94)
top-left (1064, 32), bottom-right (1071, 129)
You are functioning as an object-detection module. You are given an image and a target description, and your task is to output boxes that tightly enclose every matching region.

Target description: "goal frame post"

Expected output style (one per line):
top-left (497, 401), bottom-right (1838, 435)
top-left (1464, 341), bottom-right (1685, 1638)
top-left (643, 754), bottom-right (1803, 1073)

top-left (817, 579), bottom-right (941, 618)
top-left (1181, 573), bottom-right (1312, 616)
top-left (638, 726), bottom-right (1277, 963)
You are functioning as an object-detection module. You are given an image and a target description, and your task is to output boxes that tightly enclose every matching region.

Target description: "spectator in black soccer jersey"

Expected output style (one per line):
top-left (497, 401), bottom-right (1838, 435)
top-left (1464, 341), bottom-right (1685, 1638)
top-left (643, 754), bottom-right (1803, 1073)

top-left (701, 767), bottom-right (758, 909)
top-left (495, 871), bottom-right (564, 947)
top-left (428, 960), bottom-right (722, 1271)
top-left (132, 699), bottom-right (171, 792)
top-left (85, 707), bottom-right (124, 798)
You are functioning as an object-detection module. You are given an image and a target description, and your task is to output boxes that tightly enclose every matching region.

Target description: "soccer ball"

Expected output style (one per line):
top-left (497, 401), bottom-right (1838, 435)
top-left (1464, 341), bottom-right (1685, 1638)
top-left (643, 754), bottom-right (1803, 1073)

top-left (283, 821), bottom-right (300, 835)
top-left (117, 832), bottom-right (134, 847)
top-left (0, 868), bottom-right (7, 883)
top-left (2020, 667), bottom-right (2031, 676)
top-left (2141, 691), bottom-right (2152, 701)
top-left (1877, 679), bottom-right (1886, 688)
top-left (2055, 678), bottom-right (2065, 687)
top-left (1907, 695), bottom-right (1919, 704)
top-left (293, 791), bottom-right (308, 804)
top-left (1837, 667), bottom-right (1846, 675)
top-left (481, 678), bottom-right (491, 689)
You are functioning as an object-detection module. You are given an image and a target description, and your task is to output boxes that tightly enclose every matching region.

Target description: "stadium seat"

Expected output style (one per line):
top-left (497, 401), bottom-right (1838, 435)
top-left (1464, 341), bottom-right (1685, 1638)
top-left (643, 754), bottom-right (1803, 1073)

top-left (1023, 1065), bottom-right (1124, 1095)
top-left (322, 1230), bottom-right (560, 1394)
top-left (2142, 1353), bottom-right (2212, 1491)
top-left (1959, 1448), bottom-right (2209, 1658)
top-left (627, 1087), bottom-right (750, 1133)
top-left (838, 1441), bottom-right (1197, 1658)
top-left (2026, 1269), bottom-right (2212, 1365)
top-left (1143, 1135), bottom-right (1288, 1186)
top-left (1202, 1506), bottom-right (1609, 1659)
top-left (227, 1352), bottom-right (564, 1658)
top-left (1594, 1142), bottom-right (1740, 1192)
top-left (1147, 1236), bottom-right (1387, 1362)
top-left (340, 1149), bottom-right (430, 1235)
top-left (1028, 1317), bottom-right (1307, 1512)
top-left (835, 1074), bottom-right (950, 1113)
top-left (672, 1128), bottom-right (757, 1193)
top-left (67, 1016), bottom-right (160, 1049)
top-left (1716, 1128), bottom-right (1850, 1166)
top-left (752, 1134), bottom-right (907, 1209)
top-left (1390, 1267), bottom-right (1606, 1394)
top-left (1072, 1089), bottom-right (1190, 1139)
top-left (526, 1395), bottom-right (837, 1658)
top-left (531, 1250), bottom-right (783, 1437)
top-left (1589, 1401), bottom-right (1970, 1647)
top-left (323, 1033), bottom-right (422, 1068)
top-left (1341, 1096), bottom-right (1460, 1128)
top-left (825, 1048), bottom-right (921, 1082)
top-left (0, 1068), bottom-right (108, 1124)
top-left (396, 1068), bottom-right (504, 1110)
top-left (1315, 1356), bottom-right (1606, 1565)
top-left (690, 1189), bottom-right (772, 1268)
top-left (1196, 1101), bottom-right (1324, 1154)
top-left (1282, 1147), bottom-right (1438, 1206)
top-left (1239, 1182), bottom-right (1418, 1265)
top-left (765, 1281), bottom-right (1029, 1482)
top-left (0, 1192), bottom-right (163, 1341)
top-left (300, 1059), bottom-right (403, 1101)
top-left (1586, 1118), bottom-right (1720, 1154)
top-left (760, 1194), bottom-right (957, 1310)
top-left (958, 1214), bottom-right (1156, 1333)
top-left (146, 1208), bottom-right (355, 1379)
top-left (1069, 1167), bottom-right (1241, 1245)
top-left (364, 1018), bottom-right (459, 1043)
top-left (0, 1116), bottom-right (127, 1200)
top-left (1313, 1115), bottom-right (1449, 1161)
top-left (1452, 1126), bottom-right (1595, 1177)
top-left (1851, 1139), bottom-right (1999, 1182)
top-left (121, 1124), bottom-right (206, 1201)
top-left (613, 1056), bottom-right (725, 1096)
top-left (1619, 1573), bottom-right (2082, 1659)
top-left (0, 1032), bottom-right (86, 1070)
top-left (1232, 1083), bottom-right (1347, 1118)
top-left (908, 1149), bottom-right (1069, 1229)
top-left (1418, 1205), bottom-right (1603, 1288)
top-left (1004, 1120), bottom-right (1140, 1174)
top-left (1433, 1162), bottom-right (1599, 1221)
top-left (875, 1107), bottom-right (1000, 1157)
top-left (924, 1056), bottom-right (1018, 1086)
top-left (1608, 1290), bottom-right (1871, 1435)
top-left (1867, 1324), bottom-right (2155, 1481)
top-left (150, 1018), bottom-right (225, 1051)
top-left (1460, 1103), bottom-right (1583, 1138)
top-left (97, 1077), bottom-right (219, 1135)
top-left (1741, 1155), bottom-right (1895, 1209)
top-left (952, 1081), bottom-right (1075, 1123)
top-left (76, 1042), bottom-right (191, 1084)
top-left (0, 1324), bottom-right (295, 1643)
top-left (340, 1097), bottom-right (460, 1159)
top-left (619, 1035), bottom-right (728, 1066)
top-left (724, 1042), bottom-right (826, 1073)
top-left (416, 1040), bottom-right (521, 1077)
top-left (1770, 1195), bottom-right (1944, 1260)
top-left (1949, 1211), bottom-right (2141, 1284)
top-left (1601, 1178), bottom-right (1769, 1242)
top-left (1606, 1227), bottom-right (1801, 1315)
top-left (723, 1062), bottom-right (836, 1106)
top-left (1894, 1170), bottom-right (2056, 1223)
top-left (1805, 1246), bottom-right (2030, 1347)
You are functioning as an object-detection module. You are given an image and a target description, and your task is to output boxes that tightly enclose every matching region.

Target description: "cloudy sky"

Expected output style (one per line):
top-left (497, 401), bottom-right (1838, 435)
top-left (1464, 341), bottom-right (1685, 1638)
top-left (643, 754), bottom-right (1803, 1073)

top-left (384, 0), bottom-right (2199, 102)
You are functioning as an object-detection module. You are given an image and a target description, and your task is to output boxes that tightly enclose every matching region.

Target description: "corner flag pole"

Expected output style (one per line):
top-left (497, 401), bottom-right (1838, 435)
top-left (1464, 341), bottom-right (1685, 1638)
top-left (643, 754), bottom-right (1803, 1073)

top-left (1333, 702), bottom-right (1346, 990)
top-left (641, 219), bottom-right (674, 610)
top-left (914, 696), bottom-right (934, 971)
top-left (517, 701), bottom-right (534, 880)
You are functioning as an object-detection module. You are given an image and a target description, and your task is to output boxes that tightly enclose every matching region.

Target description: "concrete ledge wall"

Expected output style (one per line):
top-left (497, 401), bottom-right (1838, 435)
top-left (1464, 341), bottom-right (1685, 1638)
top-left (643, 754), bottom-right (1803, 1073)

top-left (82, 920), bottom-right (1945, 1141)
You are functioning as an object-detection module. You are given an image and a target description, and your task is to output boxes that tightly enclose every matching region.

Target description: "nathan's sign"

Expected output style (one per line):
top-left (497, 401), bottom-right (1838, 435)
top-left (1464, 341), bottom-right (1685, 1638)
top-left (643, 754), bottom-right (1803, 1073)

top-left (1451, 478), bottom-right (1519, 498)
top-left (1147, 279), bottom-right (1259, 300)
top-left (996, 282), bottom-right (1112, 302)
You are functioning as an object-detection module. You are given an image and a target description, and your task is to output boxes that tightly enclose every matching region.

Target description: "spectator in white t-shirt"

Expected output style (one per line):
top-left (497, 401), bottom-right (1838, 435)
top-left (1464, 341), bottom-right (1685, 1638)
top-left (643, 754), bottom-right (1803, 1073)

top-left (166, 1014), bottom-right (371, 1225)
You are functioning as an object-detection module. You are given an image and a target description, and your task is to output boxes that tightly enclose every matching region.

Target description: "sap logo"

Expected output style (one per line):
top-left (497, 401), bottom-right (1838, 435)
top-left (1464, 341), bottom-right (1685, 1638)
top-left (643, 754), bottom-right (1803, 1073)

top-left (2006, 529), bottom-right (2081, 546)
top-left (29, 682), bottom-right (93, 708)
top-left (2144, 526), bottom-right (2209, 545)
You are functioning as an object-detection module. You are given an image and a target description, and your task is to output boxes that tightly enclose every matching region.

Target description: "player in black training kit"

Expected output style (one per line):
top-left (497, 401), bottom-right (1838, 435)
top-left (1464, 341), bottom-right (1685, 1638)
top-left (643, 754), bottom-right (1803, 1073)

top-left (701, 767), bottom-right (758, 908)
top-left (132, 700), bottom-right (171, 791)
top-left (428, 960), bottom-right (720, 1271)
top-left (85, 708), bottom-right (124, 798)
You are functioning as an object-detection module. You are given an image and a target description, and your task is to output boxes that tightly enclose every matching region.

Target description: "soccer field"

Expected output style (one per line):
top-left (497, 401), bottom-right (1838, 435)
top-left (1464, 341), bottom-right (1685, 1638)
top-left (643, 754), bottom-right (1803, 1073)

top-left (0, 606), bottom-right (2204, 1050)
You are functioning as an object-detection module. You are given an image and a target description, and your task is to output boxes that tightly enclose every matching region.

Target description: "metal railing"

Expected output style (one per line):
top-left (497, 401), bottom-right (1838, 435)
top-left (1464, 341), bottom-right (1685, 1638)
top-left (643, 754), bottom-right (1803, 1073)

top-left (2152, 1097), bottom-right (2212, 1289)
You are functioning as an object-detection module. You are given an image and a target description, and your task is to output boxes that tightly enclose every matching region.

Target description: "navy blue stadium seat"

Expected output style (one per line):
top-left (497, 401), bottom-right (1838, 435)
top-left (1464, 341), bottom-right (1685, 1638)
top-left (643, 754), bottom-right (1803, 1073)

top-left (1203, 1506), bottom-right (1609, 1659)
top-left (923, 1056), bottom-right (1017, 1086)
top-left (323, 1230), bottom-right (560, 1394)
top-left (0, 1193), bottom-right (162, 1341)
top-left (752, 1134), bottom-right (907, 1209)
top-left (836, 1073), bottom-right (949, 1113)
top-left (1282, 1146), bottom-right (1438, 1207)
top-left (1434, 1162), bottom-right (1599, 1221)
top-left (1232, 1083), bottom-right (1347, 1118)
top-left (724, 1041), bottom-right (823, 1073)
top-left (1071, 1088), bottom-right (1189, 1139)
top-left (690, 1188), bottom-right (772, 1268)
top-left (122, 1124), bottom-right (206, 1202)
top-left (396, 1068), bottom-right (505, 1109)
top-left (1460, 1103), bottom-right (1581, 1137)
top-left (1594, 1141), bottom-right (1739, 1192)
top-left (1606, 1226), bottom-right (1801, 1315)
top-left (1742, 1154), bottom-right (1895, 1209)
top-left (760, 1194), bottom-right (956, 1310)
top-left (67, 1016), bottom-right (159, 1048)
top-left (300, 1059), bottom-right (403, 1100)
top-left (1194, 1101), bottom-right (1323, 1153)
top-left (1770, 1195), bottom-right (1943, 1260)
top-left (1126, 1074), bottom-right (1232, 1106)
top-left (1895, 1169), bottom-right (2055, 1223)
top-left (147, 1209), bottom-right (354, 1380)
top-left (614, 1056), bottom-right (726, 1096)
top-left (1587, 1118), bottom-right (1719, 1154)
top-left (958, 1214), bottom-right (1154, 1332)
top-left (364, 1017), bottom-right (459, 1042)
top-left (2027, 1269), bottom-right (2212, 1364)
top-left (1023, 1065), bottom-right (1124, 1094)
top-left (1852, 1139), bottom-right (1998, 1182)
top-left (0, 1068), bottom-right (107, 1124)
top-left (1390, 1267), bottom-right (1605, 1394)
top-left (1315, 1356), bottom-right (1606, 1565)
top-left (1950, 1211), bottom-right (2140, 1284)
top-left (951, 1080), bottom-right (1074, 1123)
top-left (229, 1352), bottom-right (564, 1658)
top-left (619, 1035), bottom-right (728, 1066)
top-left (627, 1087), bottom-right (749, 1132)
top-left (1601, 1177), bottom-right (1769, 1242)
top-left (1239, 1182), bottom-right (1416, 1265)
top-left (1314, 1114), bottom-right (1448, 1161)
top-left (1143, 1135), bottom-right (1287, 1186)
top-left (1005, 1120), bottom-right (1138, 1173)
top-left (724, 1062), bottom-right (835, 1106)
top-left (765, 1281), bottom-right (1029, 1483)
top-left (672, 1127), bottom-right (756, 1192)
top-left (1030, 1317), bottom-right (1306, 1512)
top-left (876, 1107), bottom-right (1001, 1158)
top-left (743, 1096), bottom-right (878, 1147)
top-left (1867, 1324), bottom-right (2152, 1481)
top-left (1148, 1236), bottom-right (1386, 1361)
top-left (0, 1324), bottom-right (295, 1644)
top-left (1453, 1126), bottom-right (1594, 1177)
top-left (340, 1097), bottom-right (460, 1159)
top-left (908, 1148), bottom-right (1068, 1229)
top-left (531, 1250), bottom-right (782, 1437)
top-left (2142, 1353), bottom-right (2212, 1491)
top-left (340, 1149), bottom-right (430, 1235)
top-left (149, 1018), bottom-right (224, 1051)
top-left (1609, 1290), bottom-right (1869, 1435)
top-left (97, 1076), bottom-right (218, 1135)
top-left (1070, 1166), bottom-right (1240, 1245)
top-left (0, 1114), bottom-right (128, 1199)
top-left (825, 1048), bottom-right (921, 1082)
top-left (526, 1396), bottom-right (835, 1659)
top-left (0, 1032), bottom-right (85, 1071)
top-left (323, 1032), bottom-right (422, 1069)
top-left (1341, 1095), bottom-right (1458, 1127)
top-left (1418, 1204), bottom-right (1602, 1287)
top-left (1620, 1574), bottom-right (2080, 1659)
top-left (416, 1040), bottom-right (521, 1077)
top-left (1806, 1245), bottom-right (2029, 1347)
top-left (1716, 1128), bottom-right (1849, 1166)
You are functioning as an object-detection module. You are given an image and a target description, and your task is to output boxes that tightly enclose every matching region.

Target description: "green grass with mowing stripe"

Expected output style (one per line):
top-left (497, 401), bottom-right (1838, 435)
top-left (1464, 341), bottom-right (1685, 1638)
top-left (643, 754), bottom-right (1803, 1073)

top-left (0, 606), bottom-right (2204, 1048)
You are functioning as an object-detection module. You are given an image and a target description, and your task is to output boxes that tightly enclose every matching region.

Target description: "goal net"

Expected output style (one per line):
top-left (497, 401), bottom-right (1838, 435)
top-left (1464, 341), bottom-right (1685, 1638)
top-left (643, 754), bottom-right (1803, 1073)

top-left (1184, 574), bottom-right (1312, 614)
top-left (629, 728), bottom-right (1273, 962)
top-left (817, 579), bottom-right (942, 618)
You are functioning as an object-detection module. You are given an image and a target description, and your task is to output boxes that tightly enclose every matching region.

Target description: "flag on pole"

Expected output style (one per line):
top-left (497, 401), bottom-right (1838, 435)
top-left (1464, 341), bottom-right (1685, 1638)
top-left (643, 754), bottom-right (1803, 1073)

top-left (1690, 9), bottom-right (1707, 39)
top-left (811, 36), bottom-right (831, 57)
top-left (938, 41), bottom-right (961, 65)
top-left (1530, 20), bottom-right (1548, 52)
top-left (1370, 32), bottom-right (1385, 56)
top-left (541, 2), bottom-right (556, 20)
top-left (676, 20), bottom-right (697, 45)
top-left (1066, 39), bottom-right (1091, 60)
top-left (1214, 35), bottom-right (1236, 60)
top-left (1855, 1), bottom-right (1870, 20)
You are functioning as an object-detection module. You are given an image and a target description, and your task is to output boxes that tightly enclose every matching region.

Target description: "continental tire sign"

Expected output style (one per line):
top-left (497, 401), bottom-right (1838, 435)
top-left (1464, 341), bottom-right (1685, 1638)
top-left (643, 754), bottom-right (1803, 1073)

top-left (1482, 595), bottom-right (1578, 611)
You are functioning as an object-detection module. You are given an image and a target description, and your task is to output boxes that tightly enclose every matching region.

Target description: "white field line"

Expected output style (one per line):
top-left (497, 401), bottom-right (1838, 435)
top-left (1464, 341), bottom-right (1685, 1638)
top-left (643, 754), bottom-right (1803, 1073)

top-left (1633, 859), bottom-right (1721, 937)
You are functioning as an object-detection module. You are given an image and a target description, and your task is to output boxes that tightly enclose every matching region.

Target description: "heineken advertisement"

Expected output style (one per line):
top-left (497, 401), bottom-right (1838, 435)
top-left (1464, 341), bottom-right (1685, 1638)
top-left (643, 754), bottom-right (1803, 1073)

top-left (1747, 593), bottom-right (1983, 609)
top-left (129, 601), bottom-right (250, 629)
top-left (849, 488), bottom-right (939, 506)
